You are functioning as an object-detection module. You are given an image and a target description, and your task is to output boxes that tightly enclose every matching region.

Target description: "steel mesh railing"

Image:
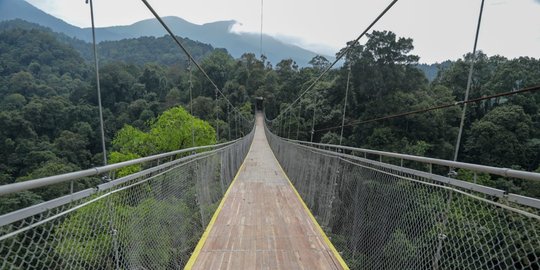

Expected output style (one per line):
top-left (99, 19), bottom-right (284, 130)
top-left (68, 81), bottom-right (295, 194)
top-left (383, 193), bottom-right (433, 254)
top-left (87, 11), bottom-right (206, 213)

top-left (0, 130), bottom-right (253, 269)
top-left (266, 127), bottom-right (540, 270)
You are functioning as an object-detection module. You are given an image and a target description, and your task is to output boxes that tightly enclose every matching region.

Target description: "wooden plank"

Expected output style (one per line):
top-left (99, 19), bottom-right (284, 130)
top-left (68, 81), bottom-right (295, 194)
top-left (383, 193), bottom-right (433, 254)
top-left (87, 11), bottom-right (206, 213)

top-left (189, 114), bottom-right (346, 270)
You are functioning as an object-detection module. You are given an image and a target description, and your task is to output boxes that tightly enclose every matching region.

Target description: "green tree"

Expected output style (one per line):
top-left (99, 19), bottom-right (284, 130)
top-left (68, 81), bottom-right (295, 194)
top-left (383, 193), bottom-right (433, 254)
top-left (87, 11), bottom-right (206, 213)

top-left (54, 130), bottom-right (91, 168)
top-left (464, 105), bottom-right (532, 168)
top-left (139, 64), bottom-right (168, 100)
top-left (110, 106), bottom-right (215, 168)
top-left (197, 49), bottom-right (235, 96)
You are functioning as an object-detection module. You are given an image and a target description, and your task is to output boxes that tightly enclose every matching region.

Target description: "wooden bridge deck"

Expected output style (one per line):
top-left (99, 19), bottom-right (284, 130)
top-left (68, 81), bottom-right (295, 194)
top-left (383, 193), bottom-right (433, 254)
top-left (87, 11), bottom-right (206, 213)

top-left (185, 114), bottom-right (347, 270)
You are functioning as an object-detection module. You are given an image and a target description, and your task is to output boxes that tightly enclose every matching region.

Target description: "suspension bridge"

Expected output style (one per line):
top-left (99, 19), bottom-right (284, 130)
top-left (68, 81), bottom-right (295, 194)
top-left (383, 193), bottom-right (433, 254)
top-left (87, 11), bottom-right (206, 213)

top-left (185, 114), bottom-right (347, 269)
top-left (1, 109), bottom-right (539, 269)
top-left (1, 0), bottom-right (540, 269)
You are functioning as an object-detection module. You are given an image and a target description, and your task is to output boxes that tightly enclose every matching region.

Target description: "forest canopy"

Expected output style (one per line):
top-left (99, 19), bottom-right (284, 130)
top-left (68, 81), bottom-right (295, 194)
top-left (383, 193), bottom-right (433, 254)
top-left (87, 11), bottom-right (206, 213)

top-left (1, 20), bottom-right (540, 212)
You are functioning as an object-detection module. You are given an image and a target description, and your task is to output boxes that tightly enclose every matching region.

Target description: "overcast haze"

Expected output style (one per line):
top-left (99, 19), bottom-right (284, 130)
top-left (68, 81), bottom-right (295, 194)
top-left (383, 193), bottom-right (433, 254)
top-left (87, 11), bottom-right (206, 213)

top-left (26, 0), bottom-right (540, 63)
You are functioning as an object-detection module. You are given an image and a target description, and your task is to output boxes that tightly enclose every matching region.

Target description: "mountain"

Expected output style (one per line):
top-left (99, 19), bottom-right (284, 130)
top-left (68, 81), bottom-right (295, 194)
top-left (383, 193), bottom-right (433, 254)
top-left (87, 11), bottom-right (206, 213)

top-left (0, 0), bottom-right (327, 66)
top-left (0, 0), bottom-right (81, 37)
top-left (98, 17), bottom-right (326, 67)
top-left (0, 20), bottom-right (217, 67)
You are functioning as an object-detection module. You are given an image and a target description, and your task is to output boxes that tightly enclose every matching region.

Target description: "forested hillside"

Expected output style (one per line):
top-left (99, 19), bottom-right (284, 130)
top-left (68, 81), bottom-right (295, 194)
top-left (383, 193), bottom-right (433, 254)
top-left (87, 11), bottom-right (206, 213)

top-left (0, 22), bottom-right (250, 214)
top-left (265, 31), bottom-right (540, 197)
top-left (0, 20), bottom-right (216, 67)
top-left (1, 19), bottom-right (539, 215)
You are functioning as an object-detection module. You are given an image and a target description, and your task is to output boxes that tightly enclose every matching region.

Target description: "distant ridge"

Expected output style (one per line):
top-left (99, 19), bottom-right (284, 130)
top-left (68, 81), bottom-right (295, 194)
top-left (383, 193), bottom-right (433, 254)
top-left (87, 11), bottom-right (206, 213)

top-left (0, 19), bottom-right (218, 67)
top-left (0, 0), bottom-right (329, 66)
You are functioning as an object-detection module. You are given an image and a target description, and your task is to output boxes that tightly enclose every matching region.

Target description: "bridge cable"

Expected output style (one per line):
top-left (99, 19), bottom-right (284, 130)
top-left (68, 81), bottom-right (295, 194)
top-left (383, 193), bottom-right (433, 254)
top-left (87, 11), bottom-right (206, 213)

top-left (140, 0), bottom-right (251, 124)
top-left (188, 60), bottom-right (195, 147)
top-left (215, 90), bottom-right (220, 142)
top-left (296, 106), bottom-right (301, 140)
top-left (260, 0), bottom-right (264, 56)
top-left (279, 117), bottom-right (283, 137)
top-left (443, 4), bottom-right (484, 263)
top-left (339, 61), bottom-right (352, 146)
top-left (313, 84), bottom-right (540, 133)
top-left (435, 0), bottom-right (486, 262)
top-left (283, 113), bottom-right (289, 137)
top-left (287, 111), bottom-right (292, 138)
top-left (228, 104), bottom-right (231, 140)
top-left (439, 0), bottom-right (486, 259)
top-left (270, 0), bottom-right (399, 123)
top-left (85, 2), bottom-right (119, 269)
top-left (453, 0), bottom-right (485, 162)
top-left (86, 0), bottom-right (107, 166)
top-left (310, 106), bottom-right (316, 142)
top-left (283, 113), bottom-right (286, 138)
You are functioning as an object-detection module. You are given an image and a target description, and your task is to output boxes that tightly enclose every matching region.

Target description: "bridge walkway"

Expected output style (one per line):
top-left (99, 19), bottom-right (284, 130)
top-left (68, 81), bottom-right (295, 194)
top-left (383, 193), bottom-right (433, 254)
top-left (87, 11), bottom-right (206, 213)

top-left (185, 114), bottom-right (347, 269)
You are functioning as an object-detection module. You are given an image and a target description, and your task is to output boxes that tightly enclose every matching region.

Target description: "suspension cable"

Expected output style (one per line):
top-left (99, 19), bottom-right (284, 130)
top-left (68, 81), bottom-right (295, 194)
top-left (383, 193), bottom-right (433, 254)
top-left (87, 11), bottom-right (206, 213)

top-left (453, 0), bottom-right (485, 162)
top-left (140, 0), bottom-right (251, 123)
top-left (188, 59), bottom-right (195, 147)
top-left (86, 2), bottom-right (118, 269)
top-left (227, 103), bottom-right (231, 140)
top-left (339, 62), bottom-right (352, 145)
top-left (313, 84), bottom-right (540, 133)
top-left (296, 105), bottom-right (301, 140)
top-left (287, 111), bottom-right (292, 138)
top-left (270, 0), bottom-right (399, 123)
top-left (260, 0), bottom-right (264, 56)
top-left (438, 3), bottom-right (486, 266)
top-left (215, 90), bottom-right (219, 142)
top-left (310, 106), bottom-right (316, 142)
top-left (86, 0), bottom-right (107, 166)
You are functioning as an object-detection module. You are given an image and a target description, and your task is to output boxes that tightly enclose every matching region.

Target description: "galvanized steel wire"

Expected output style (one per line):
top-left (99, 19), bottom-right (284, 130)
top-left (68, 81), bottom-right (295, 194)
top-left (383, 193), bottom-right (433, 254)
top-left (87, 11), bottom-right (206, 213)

top-left (453, 0), bottom-right (486, 162)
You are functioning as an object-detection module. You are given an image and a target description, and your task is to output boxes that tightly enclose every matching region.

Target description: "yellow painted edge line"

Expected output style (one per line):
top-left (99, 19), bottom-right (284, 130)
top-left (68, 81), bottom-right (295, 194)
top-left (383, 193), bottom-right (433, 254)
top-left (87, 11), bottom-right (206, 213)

top-left (269, 145), bottom-right (350, 270)
top-left (184, 137), bottom-right (255, 270)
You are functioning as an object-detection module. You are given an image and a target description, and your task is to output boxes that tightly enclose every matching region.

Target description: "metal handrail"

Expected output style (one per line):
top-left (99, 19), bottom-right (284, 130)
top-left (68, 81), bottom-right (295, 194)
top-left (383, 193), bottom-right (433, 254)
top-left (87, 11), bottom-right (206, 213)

top-left (264, 126), bottom-right (540, 209)
top-left (283, 138), bottom-right (540, 182)
top-left (0, 139), bottom-right (241, 196)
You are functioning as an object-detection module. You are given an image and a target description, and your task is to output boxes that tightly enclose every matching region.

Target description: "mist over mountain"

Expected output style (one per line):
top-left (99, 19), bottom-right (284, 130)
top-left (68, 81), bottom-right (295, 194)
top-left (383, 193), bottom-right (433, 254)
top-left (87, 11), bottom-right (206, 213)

top-left (0, 0), bottom-right (329, 66)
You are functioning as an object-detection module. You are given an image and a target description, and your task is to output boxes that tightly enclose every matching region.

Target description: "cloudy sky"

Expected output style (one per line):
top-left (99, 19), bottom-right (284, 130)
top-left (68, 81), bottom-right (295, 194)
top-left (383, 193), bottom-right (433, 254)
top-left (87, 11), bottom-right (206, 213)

top-left (27, 0), bottom-right (540, 63)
